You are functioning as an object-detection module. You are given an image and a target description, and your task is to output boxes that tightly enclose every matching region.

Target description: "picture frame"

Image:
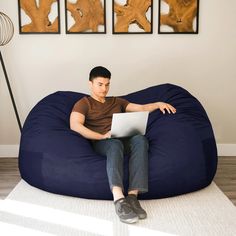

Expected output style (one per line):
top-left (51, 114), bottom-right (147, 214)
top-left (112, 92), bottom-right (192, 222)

top-left (158, 0), bottom-right (199, 34)
top-left (65, 0), bottom-right (106, 34)
top-left (112, 0), bottom-right (153, 34)
top-left (18, 0), bottom-right (60, 34)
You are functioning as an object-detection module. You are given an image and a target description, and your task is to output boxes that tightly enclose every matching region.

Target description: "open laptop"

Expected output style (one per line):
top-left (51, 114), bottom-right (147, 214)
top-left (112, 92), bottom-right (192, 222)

top-left (110, 111), bottom-right (149, 138)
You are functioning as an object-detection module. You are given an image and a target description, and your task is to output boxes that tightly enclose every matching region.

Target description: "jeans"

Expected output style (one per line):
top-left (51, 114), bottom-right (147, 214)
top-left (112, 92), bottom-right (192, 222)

top-left (92, 134), bottom-right (149, 194)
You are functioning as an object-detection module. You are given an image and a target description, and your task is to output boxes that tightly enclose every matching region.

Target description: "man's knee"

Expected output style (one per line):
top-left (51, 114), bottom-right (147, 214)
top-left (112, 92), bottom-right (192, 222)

top-left (108, 139), bottom-right (124, 152)
top-left (130, 135), bottom-right (149, 149)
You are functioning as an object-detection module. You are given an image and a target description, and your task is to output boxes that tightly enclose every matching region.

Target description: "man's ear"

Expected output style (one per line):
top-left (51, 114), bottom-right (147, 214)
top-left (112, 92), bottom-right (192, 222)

top-left (89, 80), bottom-right (93, 88)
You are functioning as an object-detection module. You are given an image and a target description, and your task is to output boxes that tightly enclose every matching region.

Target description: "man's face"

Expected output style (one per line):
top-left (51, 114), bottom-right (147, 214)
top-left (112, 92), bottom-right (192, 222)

top-left (89, 77), bottom-right (110, 99)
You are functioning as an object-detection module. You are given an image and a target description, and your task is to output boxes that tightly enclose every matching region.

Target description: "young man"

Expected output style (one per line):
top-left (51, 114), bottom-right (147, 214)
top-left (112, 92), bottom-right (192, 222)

top-left (70, 66), bottom-right (176, 224)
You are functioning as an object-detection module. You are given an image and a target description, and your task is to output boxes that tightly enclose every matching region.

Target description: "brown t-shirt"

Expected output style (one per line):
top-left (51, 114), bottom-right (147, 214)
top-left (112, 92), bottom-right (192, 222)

top-left (72, 96), bottom-right (129, 134)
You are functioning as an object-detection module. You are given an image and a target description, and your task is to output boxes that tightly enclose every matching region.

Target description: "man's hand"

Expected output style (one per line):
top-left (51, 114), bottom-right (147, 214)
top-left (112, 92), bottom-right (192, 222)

top-left (102, 130), bottom-right (111, 139)
top-left (156, 102), bottom-right (176, 114)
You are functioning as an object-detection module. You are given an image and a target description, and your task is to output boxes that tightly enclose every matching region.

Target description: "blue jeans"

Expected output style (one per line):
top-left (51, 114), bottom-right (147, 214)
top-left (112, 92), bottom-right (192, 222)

top-left (92, 134), bottom-right (149, 194)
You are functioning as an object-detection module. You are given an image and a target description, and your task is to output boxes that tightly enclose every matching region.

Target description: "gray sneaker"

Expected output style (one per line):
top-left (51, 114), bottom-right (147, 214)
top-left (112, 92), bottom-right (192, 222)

top-left (114, 198), bottom-right (139, 224)
top-left (126, 194), bottom-right (147, 219)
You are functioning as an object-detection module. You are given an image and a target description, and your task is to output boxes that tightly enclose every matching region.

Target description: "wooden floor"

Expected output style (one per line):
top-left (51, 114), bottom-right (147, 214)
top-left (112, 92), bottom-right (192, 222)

top-left (0, 157), bottom-right (236, 206)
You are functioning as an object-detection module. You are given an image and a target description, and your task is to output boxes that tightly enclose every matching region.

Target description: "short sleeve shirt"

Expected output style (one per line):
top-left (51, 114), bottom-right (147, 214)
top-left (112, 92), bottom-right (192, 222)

top-left (72, 96), bottom-right (129, 134)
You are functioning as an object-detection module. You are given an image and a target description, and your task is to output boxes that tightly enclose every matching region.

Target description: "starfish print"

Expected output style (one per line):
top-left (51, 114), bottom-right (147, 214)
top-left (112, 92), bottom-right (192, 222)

top-left (114, 0), bottom-right (152, 32)
top-left (20, 0), bottom-right (58, 32)
top-left (160, 0), bottom-right (197, 32)
top-left (67, 0), bottom-right (104, 32)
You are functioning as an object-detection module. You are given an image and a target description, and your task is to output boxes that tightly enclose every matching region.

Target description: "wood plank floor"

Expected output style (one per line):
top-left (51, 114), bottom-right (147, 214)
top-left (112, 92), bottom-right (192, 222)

top-left (0, 157), bottom-right (236, 206)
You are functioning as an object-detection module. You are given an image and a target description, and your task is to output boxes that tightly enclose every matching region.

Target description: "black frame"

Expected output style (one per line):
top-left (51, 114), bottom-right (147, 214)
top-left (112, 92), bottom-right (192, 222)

top-left (158, 0), bottom-right (199, 34)
top-left (112, 0), bottom-right (153, 34)
top-left (65, 0), bottom-right (106, 34)
top-left (18, 0), bottom-right (61, 34)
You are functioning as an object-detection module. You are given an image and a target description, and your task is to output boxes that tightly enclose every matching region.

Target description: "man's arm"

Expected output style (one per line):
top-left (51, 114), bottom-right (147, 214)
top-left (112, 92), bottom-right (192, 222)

top-left (126, 102), bottom-right (176, 114)
top-left (70, 111), bottom-right (110, 140)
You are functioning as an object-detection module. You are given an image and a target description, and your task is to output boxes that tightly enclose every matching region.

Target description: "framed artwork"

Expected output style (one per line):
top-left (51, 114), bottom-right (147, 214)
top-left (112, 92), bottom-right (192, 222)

top-left (113, 0), bottom-right (153, 34)
top-left (18, 0), bottom-right (60, 34)
top-left (158, 0), bottom-right (199, 34)
top-left (65, 0), bottom-right (106, 34)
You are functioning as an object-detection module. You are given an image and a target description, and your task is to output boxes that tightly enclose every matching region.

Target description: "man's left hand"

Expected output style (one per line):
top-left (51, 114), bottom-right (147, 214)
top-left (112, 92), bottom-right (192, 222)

top-left (157, 102), bottom-right (176, 114)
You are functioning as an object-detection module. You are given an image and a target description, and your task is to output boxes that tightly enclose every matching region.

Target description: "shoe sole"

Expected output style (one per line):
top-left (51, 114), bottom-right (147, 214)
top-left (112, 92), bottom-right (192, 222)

top-left (138, 214), bottom-right (147, 220)
top-left (120, 216), bottom-right (139, 224)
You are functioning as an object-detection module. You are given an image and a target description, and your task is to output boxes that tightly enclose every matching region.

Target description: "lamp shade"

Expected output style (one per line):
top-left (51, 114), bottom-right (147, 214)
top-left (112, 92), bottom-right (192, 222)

top-left (0, 12), bottom-right (14, 46)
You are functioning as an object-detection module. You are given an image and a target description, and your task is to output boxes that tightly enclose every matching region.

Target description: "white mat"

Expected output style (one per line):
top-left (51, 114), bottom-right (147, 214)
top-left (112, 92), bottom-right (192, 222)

top-left (0, 180), bottom-right (236, 236)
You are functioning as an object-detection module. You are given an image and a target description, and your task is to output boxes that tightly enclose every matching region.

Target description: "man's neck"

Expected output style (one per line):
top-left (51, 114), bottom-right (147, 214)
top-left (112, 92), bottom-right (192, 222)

top-left (91, 95), bottom-right (106, 103)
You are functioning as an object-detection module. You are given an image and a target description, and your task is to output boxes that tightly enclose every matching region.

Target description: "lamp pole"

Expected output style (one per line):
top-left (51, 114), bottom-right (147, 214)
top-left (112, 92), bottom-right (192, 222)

top-left (0, 51), bottom-right (22, 132)
top-left (0, 12), bottom-right (22, 132)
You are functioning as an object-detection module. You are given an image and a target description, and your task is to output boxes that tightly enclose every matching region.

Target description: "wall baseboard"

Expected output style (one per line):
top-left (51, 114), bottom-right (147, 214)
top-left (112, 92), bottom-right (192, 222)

top-left (0, 145), bottom-right (19, 158)
top-left (216, 144), bottom-right (236, 157)
top-left (0, 144), bottom-right (236, 158)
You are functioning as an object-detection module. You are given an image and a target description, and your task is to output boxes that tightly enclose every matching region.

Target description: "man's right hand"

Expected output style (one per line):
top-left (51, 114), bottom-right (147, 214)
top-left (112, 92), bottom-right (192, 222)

top-left (102, 131), bottom-right (111, 139)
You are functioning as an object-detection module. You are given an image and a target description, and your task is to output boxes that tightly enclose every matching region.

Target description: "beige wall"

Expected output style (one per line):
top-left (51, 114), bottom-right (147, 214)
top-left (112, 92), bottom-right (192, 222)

top-left (0, 0), bottom-right (236, 147)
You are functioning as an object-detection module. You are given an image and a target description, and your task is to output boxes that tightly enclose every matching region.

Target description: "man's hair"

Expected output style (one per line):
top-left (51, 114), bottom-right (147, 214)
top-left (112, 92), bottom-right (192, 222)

top-left (89, 66), bottom-right (111, 81)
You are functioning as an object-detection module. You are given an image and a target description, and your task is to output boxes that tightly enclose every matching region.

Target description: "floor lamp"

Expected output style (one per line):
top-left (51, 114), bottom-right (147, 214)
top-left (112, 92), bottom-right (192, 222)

top-left (0, 12), bottom-right (22, 132)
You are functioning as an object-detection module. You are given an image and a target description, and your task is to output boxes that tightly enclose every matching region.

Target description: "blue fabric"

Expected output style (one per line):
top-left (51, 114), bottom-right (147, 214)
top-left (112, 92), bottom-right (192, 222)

top-left (92, 135), bottom-right (149, 193)
top-left (19, 84), bottom-right (218, 200)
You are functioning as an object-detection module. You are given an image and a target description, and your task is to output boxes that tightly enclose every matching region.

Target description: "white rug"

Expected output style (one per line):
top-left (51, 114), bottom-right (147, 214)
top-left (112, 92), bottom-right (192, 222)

top-left (0, 180), bottom-right (236, 236)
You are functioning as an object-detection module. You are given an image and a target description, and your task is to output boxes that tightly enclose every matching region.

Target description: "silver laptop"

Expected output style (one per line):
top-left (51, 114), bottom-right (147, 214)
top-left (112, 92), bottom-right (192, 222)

top-left (110, 111), bottom-right (149, 138)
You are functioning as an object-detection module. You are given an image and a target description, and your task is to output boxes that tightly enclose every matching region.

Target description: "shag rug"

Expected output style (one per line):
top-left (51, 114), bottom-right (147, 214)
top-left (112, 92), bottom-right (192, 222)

top-left (0, 180), bottom-right (236, 236)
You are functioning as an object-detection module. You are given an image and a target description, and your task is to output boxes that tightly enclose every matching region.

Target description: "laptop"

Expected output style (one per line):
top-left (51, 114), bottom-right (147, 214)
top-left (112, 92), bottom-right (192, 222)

top-left (110, 111), bottom-right (149, 138)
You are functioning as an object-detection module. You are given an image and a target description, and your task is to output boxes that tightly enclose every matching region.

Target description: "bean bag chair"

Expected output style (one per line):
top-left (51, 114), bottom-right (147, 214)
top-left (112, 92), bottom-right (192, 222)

top-left (19, 84), bottom-right (218, 200)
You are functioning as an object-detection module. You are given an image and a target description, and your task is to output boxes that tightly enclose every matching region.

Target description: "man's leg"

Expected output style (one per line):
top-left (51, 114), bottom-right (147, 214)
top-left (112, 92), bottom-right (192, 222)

top-left (92, 138), bottom-right (125, 200)
top-left (92, 138), bottom-right (139, 224)
top-left (126, 134), bottom-right (149, 219)
top-left (128, 134), bottom-right (149, 193)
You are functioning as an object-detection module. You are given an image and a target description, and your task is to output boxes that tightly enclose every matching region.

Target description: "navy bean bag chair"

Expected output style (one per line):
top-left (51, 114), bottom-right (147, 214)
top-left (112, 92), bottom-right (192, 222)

top-left (19, 84), bottom-right (218, 200)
